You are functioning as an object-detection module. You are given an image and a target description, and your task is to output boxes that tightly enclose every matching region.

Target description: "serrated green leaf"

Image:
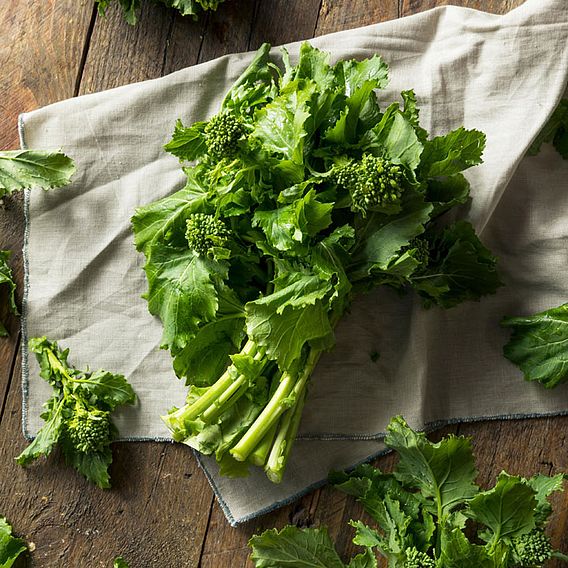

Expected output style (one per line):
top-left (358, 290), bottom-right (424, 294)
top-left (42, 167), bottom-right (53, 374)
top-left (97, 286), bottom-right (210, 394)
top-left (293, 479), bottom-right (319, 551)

top-left (0, 251), bottom-right (17, 336)
top-left (144, 244), bottom-right (227, 352)
top-left (60, 437), bottom-right (113, 489)
top-left (173, 316), bottom-right (245, 386)
top-left (361, 105), bottom-right (423, 172)
top-left (246, 298), bottom-right (333, 372)
top-left (412, 221), bottom-right (502, 308)
top-left (70, 370), bottom-right (136, 410)
top-left (502, 303), bottom-right (568, 388)
top-left (465, 472), bottom-right (537, 546)
top-left (16, 397), bottom-right (64, 466)
top-left (131, 167), bottom-right (209, 254)
top-left (346, 549), bottom-right (377, 568)
top-left (164, 119), bottom-right (207, 161)
top-left (439, 527), bottom-right (504, 567)
top-left (249, 526), bottom-right (346, 568)
top-left (0, 150), bottom-right (75, 197)
top-left (419, 127), bottom-right (486, 177)
top-left (353, 191), bottom-right (433, 276)
top-left (253, 79), bottom-right (316, 165)
top-left (386, 416), bottom-right (479, 517)
top-left (524, 473), bottom-right (566, 524)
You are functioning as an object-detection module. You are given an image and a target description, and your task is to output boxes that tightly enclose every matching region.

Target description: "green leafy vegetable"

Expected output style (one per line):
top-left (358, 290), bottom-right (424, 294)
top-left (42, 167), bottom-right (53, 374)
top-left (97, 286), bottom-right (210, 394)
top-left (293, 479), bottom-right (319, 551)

top-left (113, 557), bottom-right (130, 568)
top-left (249, 526), bottom-right (376, 568)
top-left (132, 42), bottom-right (500, 483)
top-left (0, 517), bottom-right (27, 568)
top-left (95, 0), bottom-right (227, 24)
top-left (0, 150), bottom-right (75, 199)
top-left (16, 337), bottom-right (137, 488)
top-left (502, 303), bottom-right (568, 389)
top-left (529, 99), bottom-right (568, 159)
top-left (249, 417), bottom-right (567, 568)
top-left (0, 251), bottom-right (17, 337)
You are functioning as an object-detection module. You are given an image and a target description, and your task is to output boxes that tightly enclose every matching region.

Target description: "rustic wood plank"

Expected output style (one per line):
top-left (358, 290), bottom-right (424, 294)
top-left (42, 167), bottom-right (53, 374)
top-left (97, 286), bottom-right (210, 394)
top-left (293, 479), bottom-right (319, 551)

top-left (0, 1), bottom-right (95, 150)
top-left (315, 0), bottom-right (399, 36)
top-left (400, 0), bottom-right (525, 16)
top-left (248, 0), bottom-right (322, 50)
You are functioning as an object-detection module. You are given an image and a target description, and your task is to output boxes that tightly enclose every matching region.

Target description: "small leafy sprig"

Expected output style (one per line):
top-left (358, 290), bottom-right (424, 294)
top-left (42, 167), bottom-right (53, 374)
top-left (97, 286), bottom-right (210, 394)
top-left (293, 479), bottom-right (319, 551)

top-left (95, 0), bottom-right (227, 25)
top-left (0, 517), bottom-right (27, 568)
top-left (249, 416), bottom-right (567, 568)
top-left (16, 337), bottom-right (136, 488)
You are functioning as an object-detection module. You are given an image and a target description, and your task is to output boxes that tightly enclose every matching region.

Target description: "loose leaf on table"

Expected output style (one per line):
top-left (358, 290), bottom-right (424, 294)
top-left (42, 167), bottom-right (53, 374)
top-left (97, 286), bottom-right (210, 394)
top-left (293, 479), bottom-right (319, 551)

top-left (258, 416), bottom-right (567, 567)
top-left (0, 517), bottom-right (27, 568)
top-left (16, 337), bottom-right (136, 488)
top-left (385, 416), bottom-right (478, 517)
top-left (249, 526), bottom-right (375, 568)
top-left (502, 303), bottom-right (568, 388)
top-left (0, 150), bottom-right (75, 199)
top-left (465, 472), bottom-right (537, 546)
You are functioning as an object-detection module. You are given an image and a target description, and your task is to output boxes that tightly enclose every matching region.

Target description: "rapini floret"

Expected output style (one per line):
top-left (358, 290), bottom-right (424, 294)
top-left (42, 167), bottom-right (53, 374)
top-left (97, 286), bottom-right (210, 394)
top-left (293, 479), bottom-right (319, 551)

top-left (403, 547), bottom-right (436, 568)
top-left (66, 406), bottom-right (111, 453)
top-left (185, 213), bottom-right (230, 256)
top-left (335, 154), bottom-right (404, 216)
top-left (204, 112), bottom-right (245, 159)
top-left (512, 530), bottom-right (554, 567)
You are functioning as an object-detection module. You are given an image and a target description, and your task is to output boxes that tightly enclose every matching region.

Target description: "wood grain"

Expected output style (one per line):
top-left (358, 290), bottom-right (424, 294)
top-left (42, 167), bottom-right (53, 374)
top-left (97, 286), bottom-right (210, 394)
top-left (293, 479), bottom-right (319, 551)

top-left (0, 0), bottom-right (566, 566)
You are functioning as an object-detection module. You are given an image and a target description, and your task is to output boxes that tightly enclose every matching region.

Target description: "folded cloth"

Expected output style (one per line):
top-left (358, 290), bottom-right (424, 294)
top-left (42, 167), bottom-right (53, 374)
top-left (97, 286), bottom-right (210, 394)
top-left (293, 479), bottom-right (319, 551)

top-left (20, 0), bottom-right (568, 525)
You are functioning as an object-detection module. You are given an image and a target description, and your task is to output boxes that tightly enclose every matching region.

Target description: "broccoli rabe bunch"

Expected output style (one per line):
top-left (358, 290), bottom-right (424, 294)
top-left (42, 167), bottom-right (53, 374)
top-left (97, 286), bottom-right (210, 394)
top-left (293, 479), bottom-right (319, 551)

top-left (250, 418), bottom-right (567, 568)
top-left (133, 43), bottom-right (501, 483)
top-left (16, 337), bottom-right (136, 488)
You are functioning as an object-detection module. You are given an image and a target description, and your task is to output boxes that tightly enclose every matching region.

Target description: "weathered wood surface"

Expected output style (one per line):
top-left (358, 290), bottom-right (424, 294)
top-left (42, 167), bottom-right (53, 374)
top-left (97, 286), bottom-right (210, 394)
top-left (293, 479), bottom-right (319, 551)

top-left (0, 0), bottom-right (566, 566)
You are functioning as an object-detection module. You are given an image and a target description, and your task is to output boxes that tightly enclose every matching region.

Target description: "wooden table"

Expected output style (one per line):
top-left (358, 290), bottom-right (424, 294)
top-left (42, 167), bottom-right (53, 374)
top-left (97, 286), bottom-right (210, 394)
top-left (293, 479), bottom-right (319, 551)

top-left (0, 1), bottom-right (566, 566)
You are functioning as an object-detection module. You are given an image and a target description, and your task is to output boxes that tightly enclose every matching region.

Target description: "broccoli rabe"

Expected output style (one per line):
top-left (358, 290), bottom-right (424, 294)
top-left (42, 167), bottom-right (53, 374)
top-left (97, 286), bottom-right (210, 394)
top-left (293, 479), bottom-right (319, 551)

top-left (16, 337), bottom-right (136, 488)
top-left (250, 418), bottom-right (567, 568)
top-left (185, 213), bottom-right (231, 256)
top-left (204, 112), bottom-right (246, 160)
top-left (404, 548), bottom-right (436, 568)
top-left (512, 530), bottom-right (554, 567)
top-left (335, 154), bottom-right (404, 216)
top-left (66, 405), bottom-right (112, 453)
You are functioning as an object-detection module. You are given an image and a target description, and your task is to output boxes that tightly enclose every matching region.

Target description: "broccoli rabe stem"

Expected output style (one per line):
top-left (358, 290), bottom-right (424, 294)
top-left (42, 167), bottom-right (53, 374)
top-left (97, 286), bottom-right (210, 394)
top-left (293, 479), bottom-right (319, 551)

top-left (230, 348), bottom-right (321, 463)
top-left (249, 421), bottom-right (279, 467)
top-left (265, 384), bottom-right (307, 483)
top-left (174, 340), bottom-right (259, 422)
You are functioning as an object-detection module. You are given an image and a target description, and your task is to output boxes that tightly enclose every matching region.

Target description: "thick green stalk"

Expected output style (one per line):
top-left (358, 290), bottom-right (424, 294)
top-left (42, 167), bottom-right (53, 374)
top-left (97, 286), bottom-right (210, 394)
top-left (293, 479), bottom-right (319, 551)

top-left (230, 349), bottom-right (321, 462)
top-left (170, 340), bottom-right (257, 424)
top-left (201, 343), bottom-right (267, 423)
top-left (265, 385), bottom-right (307, 483)
top-left (249, 421), bottom-right (279, 467)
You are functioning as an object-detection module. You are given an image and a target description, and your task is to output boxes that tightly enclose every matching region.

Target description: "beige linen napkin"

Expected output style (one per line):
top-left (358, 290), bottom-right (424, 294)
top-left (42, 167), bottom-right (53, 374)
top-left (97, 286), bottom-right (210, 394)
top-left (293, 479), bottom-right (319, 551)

top-left (20, 0), bottom-right (568, 524)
